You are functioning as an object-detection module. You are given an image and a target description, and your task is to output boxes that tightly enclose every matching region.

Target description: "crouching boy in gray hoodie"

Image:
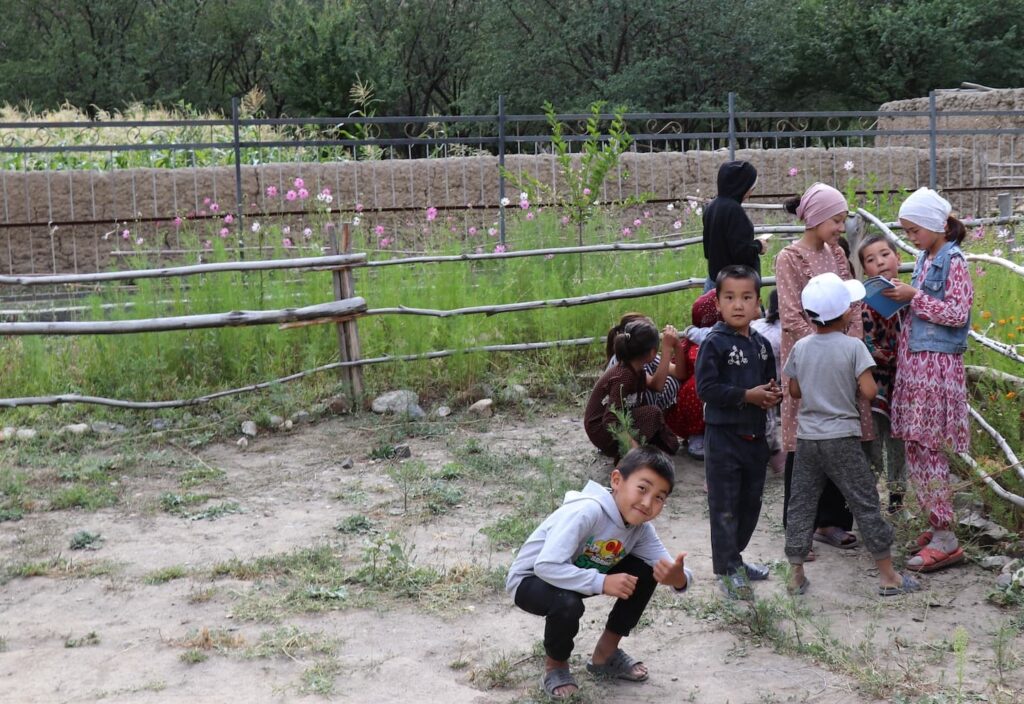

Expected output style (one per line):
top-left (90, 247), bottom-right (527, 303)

top-left (506, 447), bottom-right (692, 700)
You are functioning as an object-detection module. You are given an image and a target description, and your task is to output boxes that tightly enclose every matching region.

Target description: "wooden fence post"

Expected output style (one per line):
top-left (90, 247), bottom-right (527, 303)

top-left (340, 222), bottom-right (365, 397)
top-left (327, 223), bottom-right (364, 398)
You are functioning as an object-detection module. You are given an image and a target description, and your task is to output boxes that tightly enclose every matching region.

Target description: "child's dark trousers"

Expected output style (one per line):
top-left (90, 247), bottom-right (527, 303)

top-left (785, 437), bottom-right (894, 563)
top-left (513, 554), bottom-right (656, 661)
top-left (705, 425), bottom-right (769, 576)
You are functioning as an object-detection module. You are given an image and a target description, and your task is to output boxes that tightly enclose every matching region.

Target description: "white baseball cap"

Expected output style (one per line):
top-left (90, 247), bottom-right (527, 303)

top-left (801, 272), bottom-right (866, 325)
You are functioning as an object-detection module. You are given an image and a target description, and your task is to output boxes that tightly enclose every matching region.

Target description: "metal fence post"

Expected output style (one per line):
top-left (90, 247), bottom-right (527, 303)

top-left (728, 92), bottom-right (737, 160)
top-left (231, 97), bottom-right (245, 244)
top-left (929, 90), bottom-right (937, 190)
top-left (498, 94), bottom-right (506, 246)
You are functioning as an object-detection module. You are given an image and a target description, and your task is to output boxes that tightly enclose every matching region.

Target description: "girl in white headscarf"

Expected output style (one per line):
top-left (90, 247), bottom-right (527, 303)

top-left (882, 187), bottom-right (972, 573)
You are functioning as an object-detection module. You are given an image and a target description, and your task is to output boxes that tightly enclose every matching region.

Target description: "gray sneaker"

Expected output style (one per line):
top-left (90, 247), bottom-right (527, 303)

top-left (743, 562), bottom-right (770, 581)
top-left (719, 571), bottom-right (754, 600)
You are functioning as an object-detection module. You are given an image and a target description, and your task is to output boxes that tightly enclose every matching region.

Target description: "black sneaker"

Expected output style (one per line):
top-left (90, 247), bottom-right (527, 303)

top-left (743, 562), bottom-right (770, 581)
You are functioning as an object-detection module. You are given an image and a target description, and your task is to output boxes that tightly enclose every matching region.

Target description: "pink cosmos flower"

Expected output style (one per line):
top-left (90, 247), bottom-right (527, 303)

top-left (219, 227), bottom-right (230, 238)
top-left (788, 167), bottom-right (799, 177)
top-left (622, 227), bottom-right (632, 237)
top-left (135, 237), bottom-right (144, 245)
top-left (583, 187), bottom-right (592, 196)
top-left (494, 244), bottom-right (507, 253)
top-left (121, 229), bottom-right (130, 240)
top-left (976, 265), bottom-right (986, 276)
top-left (293, 177), bottom-right (304, 189)
top-left (972, 227), bottom-right (985, 240)
top-left (560, 216), bottom-right (570, 226)
top-left (302, 227), bottom-right (313, 239)
top-left (374, 225), bottom-right (386, 236)
top-left (283, 237), bottom-right (295, 248)
top-left (519, 199), bottom-right (530, 210)
top-left (203, 240), bottom-right (212, 250)
top-left (298, 188), bottom-right (309, 200)
top-left (266, 185), bottom-right (278, 197)
top-left (286, 190), bottom-right (297, 201)
top-left (633, 218), bottom-right (642, 227)
top-left (210, 203), bottom-right (220, 213)
top-left (643, 210), bottom-right (651, 219)
top-left (203, 197), bottom-right (211, 205)
top-left (526, 212), bottom-right (535, 220)
top-left (426, 206), bottom-right (438, 221)
top-left (468, 226), bottom-right (478, 236)
top-left (173, 216), bottom-right (183, 228)
top-left (488, 227), bottom-right (498, 237)
top-left (673, 220), bottom-right (682, 230)
top-left (223, 214), bottom-right (234, 224)
top-left (379, 237), bottom-right (393, 248)
top-left (321, 187), bottom-right (331, 196)
top-left (355, 203), bottom-right (364, 213)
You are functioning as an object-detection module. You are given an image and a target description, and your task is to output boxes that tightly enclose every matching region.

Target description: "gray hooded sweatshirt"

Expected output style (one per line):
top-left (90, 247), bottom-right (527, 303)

top-left (505, 480), bottom-right (692, 597)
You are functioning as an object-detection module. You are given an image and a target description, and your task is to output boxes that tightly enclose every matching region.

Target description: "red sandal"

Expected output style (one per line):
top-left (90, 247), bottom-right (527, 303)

top-left (906, 545), bottom-right (964, 573)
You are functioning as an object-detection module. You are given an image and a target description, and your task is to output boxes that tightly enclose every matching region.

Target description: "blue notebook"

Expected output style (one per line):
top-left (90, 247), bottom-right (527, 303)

top-left (862, 276), bottom-right (908, 319)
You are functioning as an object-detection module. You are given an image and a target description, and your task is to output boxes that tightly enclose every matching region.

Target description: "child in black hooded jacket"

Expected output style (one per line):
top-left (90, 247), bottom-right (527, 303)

top-left (702, 160), bottom-right (762, 292)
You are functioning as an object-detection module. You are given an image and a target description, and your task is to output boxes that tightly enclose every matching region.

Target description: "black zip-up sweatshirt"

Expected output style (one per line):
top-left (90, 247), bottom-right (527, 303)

top-left (695, 321), bottom-right (777, 436)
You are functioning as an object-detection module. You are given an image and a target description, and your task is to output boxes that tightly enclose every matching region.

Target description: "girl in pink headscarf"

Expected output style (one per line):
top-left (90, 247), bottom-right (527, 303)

top-left (775, 183), bottom-right (875, 556)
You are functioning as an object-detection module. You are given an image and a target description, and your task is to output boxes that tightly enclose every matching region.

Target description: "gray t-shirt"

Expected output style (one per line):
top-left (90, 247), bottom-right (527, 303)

top-left (783, 332), bottom-right (875, 441)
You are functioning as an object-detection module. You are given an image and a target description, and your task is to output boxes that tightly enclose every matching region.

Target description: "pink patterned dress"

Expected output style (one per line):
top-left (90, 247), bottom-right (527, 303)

top-left (890, 256), bottom-right (972, 452)
top-left (775, 242), bottom-right (874, 453)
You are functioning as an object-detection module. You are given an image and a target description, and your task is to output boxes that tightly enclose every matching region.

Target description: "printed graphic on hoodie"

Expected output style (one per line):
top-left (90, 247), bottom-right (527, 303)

top-left (574, 537), bottom-right (625, 572)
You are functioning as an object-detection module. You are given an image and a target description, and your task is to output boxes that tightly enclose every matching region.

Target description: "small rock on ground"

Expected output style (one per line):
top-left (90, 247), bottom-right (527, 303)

top-left (241, 421), bottom-right (258, 437)
top-left (468, 398), bottom-right (493, 417)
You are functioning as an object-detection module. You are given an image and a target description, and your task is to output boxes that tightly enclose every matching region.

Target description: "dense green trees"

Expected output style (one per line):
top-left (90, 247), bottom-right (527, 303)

top-left (1, 0), bottom-right (1022, 117)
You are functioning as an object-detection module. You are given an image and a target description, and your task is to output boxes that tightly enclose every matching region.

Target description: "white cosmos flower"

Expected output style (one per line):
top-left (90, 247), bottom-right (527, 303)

top-left (500, 197), bottom-right (510, 207)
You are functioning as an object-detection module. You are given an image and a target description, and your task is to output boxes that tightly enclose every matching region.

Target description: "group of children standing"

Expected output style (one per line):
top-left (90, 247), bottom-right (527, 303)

top-left (506, 160), bottom-right (974, 699)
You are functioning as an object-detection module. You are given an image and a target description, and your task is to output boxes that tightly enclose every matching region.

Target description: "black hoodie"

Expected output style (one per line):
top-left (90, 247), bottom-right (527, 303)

top-left (702, 160), bottom-right (760, 280)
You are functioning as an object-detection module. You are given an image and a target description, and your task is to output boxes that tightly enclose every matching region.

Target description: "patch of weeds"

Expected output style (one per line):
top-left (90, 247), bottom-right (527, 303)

top-left (144, 565), bottom-right (188, 585)
top-left (1, 556), bottom-right (120, 584)
top-left (179, 648), bottom-right (208, 664)
top-left (334, 514), bottom-right (375, 534)
top-left (0, 507), bottom-right (23, 522)
top-left (481, 512), bottom-right (536, 549)
top-left (187, 587), bottom-right (217, 604)
top-left (185, 501), bottom-right (241, 521)
top-left (159, 492), bottom-right (212, 515)
top-left (50, 484), bottom-right (118, 511)
top-left (211, 545), bottom-right (342, 581)
top-left (434, 463), bottom-right (464, 480)
top-left (422, 481), bottom-right (464, 515)
top-left (369, 443), bottom-right (398, 461)
top-left (65, 631), bottom-right (100, 648)
top-left (69, 530), bottom-right (104, 550)
top-left (244, 626), bottom-right (337, 660)
top-left (350, 533), bottom-right (440, 596)
top-left (0, 468), bottom-right (29, 521)
top-left (475, 650), bottom-right (534, 690)
top-left (176, 627), bottom-right (246, 654)
top-left (387, 460), bottom-right (429, 512)
top-left (178, 465), bottom-right (226, 488)
top-left (300, 658), bottom-right (342, 696)
top-left (449, 657), bottom-right (470, 670)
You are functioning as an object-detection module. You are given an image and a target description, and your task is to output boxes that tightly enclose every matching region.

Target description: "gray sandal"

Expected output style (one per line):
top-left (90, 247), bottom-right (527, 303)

top-left (585, 648), bottom-right (648, 682)
top-left (541, 668), bottom-right (578, 699)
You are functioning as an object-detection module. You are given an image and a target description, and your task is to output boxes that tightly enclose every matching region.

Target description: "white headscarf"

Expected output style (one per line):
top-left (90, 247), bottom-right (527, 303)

top-left (898, 187), bottom-right (952, 233)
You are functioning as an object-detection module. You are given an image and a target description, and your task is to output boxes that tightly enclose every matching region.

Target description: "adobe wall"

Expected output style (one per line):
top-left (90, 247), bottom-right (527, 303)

top-left (0, 145), bottom-right (978, 275)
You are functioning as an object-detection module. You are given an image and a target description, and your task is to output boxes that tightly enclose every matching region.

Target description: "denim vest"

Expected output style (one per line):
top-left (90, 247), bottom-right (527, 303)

top-left (908, 242), bottom-right (970, 354)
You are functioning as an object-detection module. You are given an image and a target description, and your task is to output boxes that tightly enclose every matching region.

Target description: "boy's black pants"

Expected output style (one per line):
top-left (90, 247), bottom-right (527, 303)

top-left (782, 451), bottom-right (855, 531)
top-left (513, 554), bottom-right (656, 662)
top-left (705, 425), bottom-right (769, 576)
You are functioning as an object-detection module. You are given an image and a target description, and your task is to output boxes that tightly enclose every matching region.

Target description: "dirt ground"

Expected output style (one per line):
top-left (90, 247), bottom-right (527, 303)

top-left (0, 406), bottom-right (1021, 704)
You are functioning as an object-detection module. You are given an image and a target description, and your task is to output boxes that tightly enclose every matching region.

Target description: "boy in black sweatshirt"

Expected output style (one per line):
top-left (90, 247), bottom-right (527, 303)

top-left (695, 265), bottom-right (782, 599)
top-left (702, 160), bottom-right (762, 292)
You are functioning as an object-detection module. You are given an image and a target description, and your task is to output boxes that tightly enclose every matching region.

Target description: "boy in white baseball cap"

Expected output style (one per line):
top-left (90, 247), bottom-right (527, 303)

top-left (783, 273), bottom-right (920, 597)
